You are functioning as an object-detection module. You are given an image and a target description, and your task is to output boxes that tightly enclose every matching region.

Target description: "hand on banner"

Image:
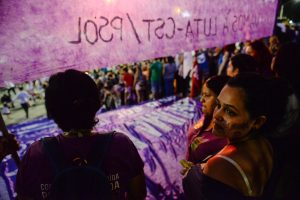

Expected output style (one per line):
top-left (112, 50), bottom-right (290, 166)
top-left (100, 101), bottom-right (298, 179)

top-left (0, 134), bottom-right (20, 162)
top-left (179, 159), bottom-right (194, 177)
top-left (180, 159), bottom-right (206, 177)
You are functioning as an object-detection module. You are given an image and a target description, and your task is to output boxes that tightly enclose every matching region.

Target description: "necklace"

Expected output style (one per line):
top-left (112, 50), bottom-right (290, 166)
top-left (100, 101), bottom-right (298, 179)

top-left (63, 129), bottom-right (93, 138)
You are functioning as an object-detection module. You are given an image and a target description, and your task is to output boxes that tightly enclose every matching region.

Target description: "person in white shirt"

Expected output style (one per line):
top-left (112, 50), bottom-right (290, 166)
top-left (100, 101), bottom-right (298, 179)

top-left (1, 103), bottom-right (11, 119)
top-left (14, 87), bottom-right (32, 119)
top-left (182, 51), bottom-right (194, 97)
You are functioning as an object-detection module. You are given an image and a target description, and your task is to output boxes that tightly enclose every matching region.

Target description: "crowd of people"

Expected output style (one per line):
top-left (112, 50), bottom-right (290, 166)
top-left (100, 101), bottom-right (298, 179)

top-left (0, 21), bottom-right (300, 199)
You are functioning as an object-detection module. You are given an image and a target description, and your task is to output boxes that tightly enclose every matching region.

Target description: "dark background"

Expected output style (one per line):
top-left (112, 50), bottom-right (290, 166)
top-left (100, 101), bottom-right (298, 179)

top-left (279, 0), bottom-right (300, 23)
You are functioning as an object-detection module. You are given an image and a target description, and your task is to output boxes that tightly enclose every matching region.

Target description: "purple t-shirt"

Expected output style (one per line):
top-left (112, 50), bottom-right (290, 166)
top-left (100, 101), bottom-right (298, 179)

top-left (186, 119), bottom-right (227, 163)
top-left (16, 132), bottom-right (144, 199)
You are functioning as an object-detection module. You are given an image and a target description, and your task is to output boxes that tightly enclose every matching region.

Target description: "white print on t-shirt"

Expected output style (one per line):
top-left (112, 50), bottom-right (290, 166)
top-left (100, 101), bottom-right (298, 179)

top-left (40, 184), bottom-right (51, 199)
top-left (39, 173), bottom-right (120, 198)
top-left (108, 173), bottom-right (120, 190)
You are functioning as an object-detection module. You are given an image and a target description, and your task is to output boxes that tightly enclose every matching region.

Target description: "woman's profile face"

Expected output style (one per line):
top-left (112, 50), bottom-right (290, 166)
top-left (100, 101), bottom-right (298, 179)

top-left (245, 46), bottom-right (255, 57)
top-left (212, 85), bottom-right (256, 141)
top-left (200, 83), bottom-right (217, 117)
top-left (226, 60), bottom-right (238, 77)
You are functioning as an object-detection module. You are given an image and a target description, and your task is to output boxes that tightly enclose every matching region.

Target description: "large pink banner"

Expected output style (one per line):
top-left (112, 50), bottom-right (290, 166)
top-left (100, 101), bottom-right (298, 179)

top-left (0, 0), bottom-right (278, 86)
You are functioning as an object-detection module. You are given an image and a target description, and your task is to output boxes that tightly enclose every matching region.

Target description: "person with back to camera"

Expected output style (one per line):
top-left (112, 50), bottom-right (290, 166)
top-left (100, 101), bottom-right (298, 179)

top-left (182, 75), bottom-right (229, 169)
top-left (16, 69), bottom-right (147, 200)
top-left (182, 73), bottom-right (287, 199)
top-left (13, 86), bottom-right (32, 119)
top-left (226, 54), bottom-right (259, 77)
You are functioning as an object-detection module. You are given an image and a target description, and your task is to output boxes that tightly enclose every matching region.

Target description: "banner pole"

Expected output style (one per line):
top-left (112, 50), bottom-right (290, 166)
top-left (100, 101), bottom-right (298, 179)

top-left (0, 112), bottom-right (20, 167)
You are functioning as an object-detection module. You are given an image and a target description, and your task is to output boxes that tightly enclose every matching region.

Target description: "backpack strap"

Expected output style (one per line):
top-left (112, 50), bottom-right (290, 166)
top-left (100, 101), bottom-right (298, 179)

top-left (88, 131), bottom-right (116, 168)
top-left (40, 137), bottom-right (65, 174)
top-left (40, 131), bottom-right (116, 173)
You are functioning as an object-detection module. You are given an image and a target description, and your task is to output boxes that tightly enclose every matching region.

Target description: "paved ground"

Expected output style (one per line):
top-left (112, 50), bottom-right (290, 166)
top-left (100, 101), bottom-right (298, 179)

top-left (0, 87), bottom-right (47, 126)
top-left (1, 99), bottom-right (47, 126)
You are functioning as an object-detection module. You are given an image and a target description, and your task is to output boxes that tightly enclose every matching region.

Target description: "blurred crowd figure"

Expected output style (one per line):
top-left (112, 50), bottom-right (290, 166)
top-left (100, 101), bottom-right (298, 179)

top-left (1, 78), bottom-right (48, 120)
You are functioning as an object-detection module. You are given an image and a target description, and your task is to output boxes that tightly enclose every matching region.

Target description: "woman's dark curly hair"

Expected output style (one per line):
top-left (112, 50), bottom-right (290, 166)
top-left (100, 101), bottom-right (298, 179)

top-left (45, 69), bottom-right (101, 131)
top-left (206, 75), bottom-right (230, 96)
top-left (230, 53), bottom-right (259, 73)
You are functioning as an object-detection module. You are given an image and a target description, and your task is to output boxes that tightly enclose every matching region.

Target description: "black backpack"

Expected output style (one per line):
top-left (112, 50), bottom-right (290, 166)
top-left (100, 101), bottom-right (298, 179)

top-left (40, 132), bottom-right (115, 200)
